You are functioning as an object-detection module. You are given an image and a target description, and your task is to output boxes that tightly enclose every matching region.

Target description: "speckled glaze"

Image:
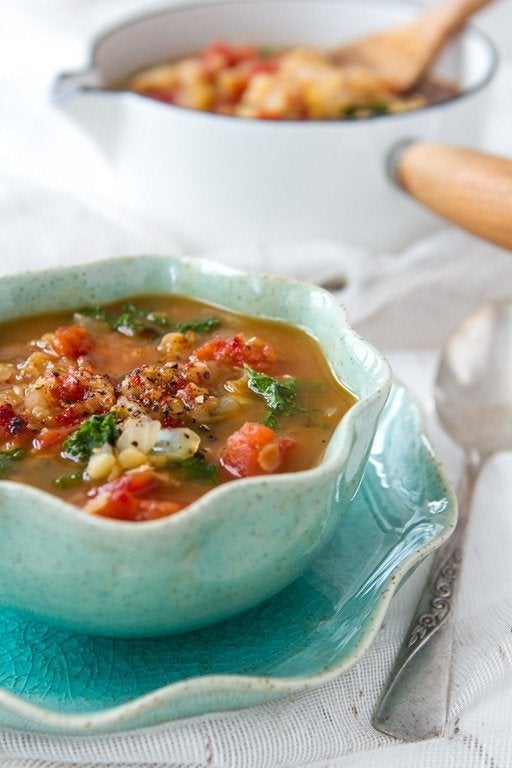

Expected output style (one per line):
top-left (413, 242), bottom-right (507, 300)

top-left (0, 255), bottom-right (391, 637)
top-left (0, 382), bottom-right (456, 734)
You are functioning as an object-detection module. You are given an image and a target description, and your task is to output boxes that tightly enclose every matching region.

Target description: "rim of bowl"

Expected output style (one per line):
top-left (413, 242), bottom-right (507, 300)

top-left (0, 254), bottom-right (392, 532)
top-left (55, 0), bottom-right (499, 126)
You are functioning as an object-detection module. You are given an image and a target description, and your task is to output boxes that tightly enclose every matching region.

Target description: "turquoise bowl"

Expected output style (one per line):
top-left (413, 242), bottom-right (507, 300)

top-left (0, 382), bottom-right (456, 734)
top-left (0, 255), bottom-right (391, 636)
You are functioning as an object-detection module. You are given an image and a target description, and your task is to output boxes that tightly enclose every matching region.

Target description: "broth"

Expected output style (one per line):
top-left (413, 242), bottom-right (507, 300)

top-left (0, 295), bottom-right (356, 521)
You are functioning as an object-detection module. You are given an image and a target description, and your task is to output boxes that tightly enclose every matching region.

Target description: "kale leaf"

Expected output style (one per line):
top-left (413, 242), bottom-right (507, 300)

top-left (113, 304), bottom-right (157, 337)
top-left (53, 470), bottom-right (84, 489)
top-left (79, 303), bottom-right (221, 339)
top-left (62, 413), bottom-right (120, 463)
top-left (170, 454), bottom-right (219, 483)
top-left (244, 365), bottom-right (300, 427)
top-left (175, 316), bottom-right (221, 334)
top-left (0, 448), bottom-right (24, 479)
top-left (78, 306), bottom-right (110, 323)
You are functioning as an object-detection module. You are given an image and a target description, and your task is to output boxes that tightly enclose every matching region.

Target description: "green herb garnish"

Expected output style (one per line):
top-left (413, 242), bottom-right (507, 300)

top-left (113, 303), bottom-right (157, 337)
top-left (62, 413), bottom-right (120, 463)
top-left (175, 316), bottom-right (221, 334)
top-left (169, 454), bottom-right (219, 483)
top-left (0, 448), bottom-right (24, 479)
top-left (79, 303), bottom-right (222, 339)
top-left (369, 101), bottom-right (390, 115)
top-left (78, 306), bottom-right (110, 323)
top-left (244, 365), bottom-right (301, 427)
top-left (54, 470), bottom-right (84, 489)
top-left (344, 101), bottom-right (390, 118)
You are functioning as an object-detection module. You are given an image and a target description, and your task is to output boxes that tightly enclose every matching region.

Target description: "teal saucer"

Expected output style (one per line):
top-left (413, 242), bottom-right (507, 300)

top-left (0, 383), bottom-right (456, 734)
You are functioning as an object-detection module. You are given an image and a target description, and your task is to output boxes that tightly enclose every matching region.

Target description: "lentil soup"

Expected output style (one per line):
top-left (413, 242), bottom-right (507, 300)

top-left (126, 40), bottom-right (459, 120)
top-left (0, 295), bottom-right (356, 521)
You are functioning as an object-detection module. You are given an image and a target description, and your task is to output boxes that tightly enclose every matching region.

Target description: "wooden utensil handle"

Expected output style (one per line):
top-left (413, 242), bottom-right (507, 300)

top-left (393, 141), bottom-right (512, 251)
top-left (420, 0), bottom-right (495, 43)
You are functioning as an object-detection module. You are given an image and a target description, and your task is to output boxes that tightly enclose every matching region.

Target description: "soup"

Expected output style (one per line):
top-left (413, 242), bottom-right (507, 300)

top-left (125, 40), bottom-right (459, 120)
top-left (0, 296), bottom-right (355, 521)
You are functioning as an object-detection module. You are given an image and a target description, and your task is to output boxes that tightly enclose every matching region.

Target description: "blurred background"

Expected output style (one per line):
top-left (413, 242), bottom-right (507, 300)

top-left (1, 0), bottom-right (511, 273)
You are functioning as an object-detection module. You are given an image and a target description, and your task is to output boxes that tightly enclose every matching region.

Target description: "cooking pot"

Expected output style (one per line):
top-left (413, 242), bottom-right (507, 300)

top-left (53, 0), bottom-right (508, 252)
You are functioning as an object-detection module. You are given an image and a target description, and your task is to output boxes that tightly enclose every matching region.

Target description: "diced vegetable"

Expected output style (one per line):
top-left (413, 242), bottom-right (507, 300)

top-left (220, 421), bottom-right (296, 477)
top-left (194, 334), bottom-right (276, 370)
top-left (116, 416), bottom-right (161, 454)
top-left (85, 467), bottom-right (179, 521)
top-left (151, 427), bottom-right (201, 461)
top-left (32, 425), bottom-right (77, 452)
top-left (51, 325), bottom-right (95, 358)
top-left (0, 404), bottom-right (28, 442)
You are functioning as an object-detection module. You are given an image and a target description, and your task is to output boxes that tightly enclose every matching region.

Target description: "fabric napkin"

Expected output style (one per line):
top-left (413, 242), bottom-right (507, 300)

top-left (1, 1), bottom-right (512, 766)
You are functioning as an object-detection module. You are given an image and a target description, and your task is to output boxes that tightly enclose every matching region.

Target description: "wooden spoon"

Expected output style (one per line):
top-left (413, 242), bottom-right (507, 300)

top-left (335, 0), bottom-right (494, 92)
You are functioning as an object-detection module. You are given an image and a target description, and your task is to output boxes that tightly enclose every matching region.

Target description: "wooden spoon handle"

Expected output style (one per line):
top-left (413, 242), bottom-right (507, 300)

top-left (421, 0), bottom-right (495, 36)
top-left (413, 0), bottom-right (494, 53)
top-left (392, 141), bottom-right (512, 251)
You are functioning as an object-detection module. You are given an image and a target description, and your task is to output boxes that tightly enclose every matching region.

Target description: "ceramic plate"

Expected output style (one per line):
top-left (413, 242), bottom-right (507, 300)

top-left (0, 383), bottom-right (455, 734)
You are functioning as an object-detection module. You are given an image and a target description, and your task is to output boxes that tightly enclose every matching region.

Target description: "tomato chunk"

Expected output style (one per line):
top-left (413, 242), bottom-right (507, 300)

top-left (220, 421), bottom-right (296, 478)
top-left (32, 424), bottom-right (77, 452)
top-left (51, 325), bottom-right (95, 359)
top-left (85, 468), bottom-right (184, 522)
top-left (0, 404), bottom-right (28, 442)
top-left (137, 499), bottom-right (184, 521)
top-left (194, 334), bottom-right (277, 371)
top-left (95, 467), bottom-right (160, 498)
top-left (200, 41), bottom-right (259, 75)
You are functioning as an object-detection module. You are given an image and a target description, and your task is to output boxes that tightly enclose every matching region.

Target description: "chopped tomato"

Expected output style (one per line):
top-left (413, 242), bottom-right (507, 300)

top-left (54, 369), bottom-right (88, 404)
top-left (51, 325), bottom-right (95, 359)
top-left (32, 424), bottom-right (77, 452)
top-left (95, 467), bottom-right (161, 498)
top-left (93, 488), bottom-right (140, 521)
top-left (245, 58), bottom-right (279, 77)
top-left (220, 421), bottom-right (296, 478)
top-left (194, 334), bottom-right (277, 371)
top-left (200, 41), bottom-right (259, 76)
top-left (0, 404), bottom-right (28, 442)
top-left (85, 468), bottom-right (177, 521)
top-left (91, 493), bottom-right (184, 522)
top-left (137, 499), bottom-right (184, 521)
top-left (140, 87), bottom-right (176, 105)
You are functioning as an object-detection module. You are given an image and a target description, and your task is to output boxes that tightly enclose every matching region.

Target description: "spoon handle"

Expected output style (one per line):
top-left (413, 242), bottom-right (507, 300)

top-left (413, 0), bottom-right (495, 53)
top-left (372, 451), bottom-right (482, 741)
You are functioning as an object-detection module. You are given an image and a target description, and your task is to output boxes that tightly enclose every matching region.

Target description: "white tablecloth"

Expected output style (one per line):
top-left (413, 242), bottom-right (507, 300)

top-left (1, 1), bottom-right (512, 765)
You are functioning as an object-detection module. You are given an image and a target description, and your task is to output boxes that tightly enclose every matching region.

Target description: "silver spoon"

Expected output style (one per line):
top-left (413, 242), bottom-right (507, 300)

top-left (372, 299), bottom-right (512, 741)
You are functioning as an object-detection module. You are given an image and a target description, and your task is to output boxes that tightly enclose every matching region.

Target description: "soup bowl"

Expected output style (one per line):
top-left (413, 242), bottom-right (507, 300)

top-left (0, 255), bottom-right (391, 636)
top-left (53, 0), bottom-right (498, 252)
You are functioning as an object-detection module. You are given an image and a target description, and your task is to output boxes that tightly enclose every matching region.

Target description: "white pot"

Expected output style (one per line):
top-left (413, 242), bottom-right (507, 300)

top-left (54, 0), bottom-right (499, 252)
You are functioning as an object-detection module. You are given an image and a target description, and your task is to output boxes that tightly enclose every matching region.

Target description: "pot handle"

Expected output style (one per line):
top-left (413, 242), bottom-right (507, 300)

top-left (389, 140), bottom-right (512, 251)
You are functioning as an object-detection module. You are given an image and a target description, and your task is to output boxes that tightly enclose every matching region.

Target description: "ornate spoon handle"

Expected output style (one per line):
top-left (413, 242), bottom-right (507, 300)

top-left (372, 451), bottom-right (482, 741)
